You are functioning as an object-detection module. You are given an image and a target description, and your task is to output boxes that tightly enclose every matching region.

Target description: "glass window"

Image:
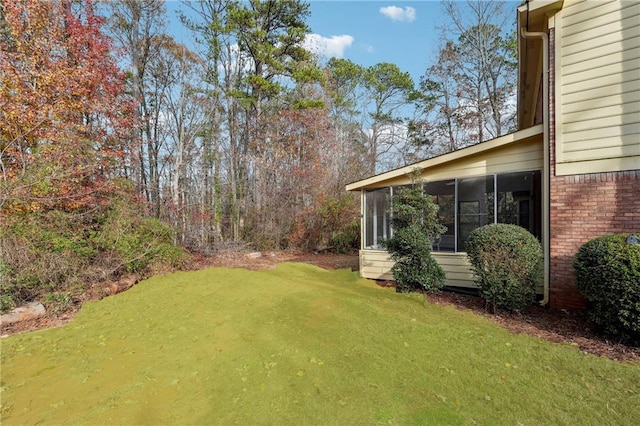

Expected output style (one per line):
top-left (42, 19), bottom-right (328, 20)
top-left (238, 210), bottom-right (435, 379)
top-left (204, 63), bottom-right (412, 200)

top-left (364, 187), bottom-right (391, 249)
top-left (497, 171), bottom-right (541, 240)
top-left (362, 170), bottom-right (541, 254)
top-left (425, 180), bottom-right (455, 252)
top-left (457, 176), bottom-right (494, 252)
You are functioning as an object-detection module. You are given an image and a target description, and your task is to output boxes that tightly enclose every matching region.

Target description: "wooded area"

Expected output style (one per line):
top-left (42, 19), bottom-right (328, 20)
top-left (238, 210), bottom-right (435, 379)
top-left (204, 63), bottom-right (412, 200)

top-left (0, 0), bottom-right (517, 310)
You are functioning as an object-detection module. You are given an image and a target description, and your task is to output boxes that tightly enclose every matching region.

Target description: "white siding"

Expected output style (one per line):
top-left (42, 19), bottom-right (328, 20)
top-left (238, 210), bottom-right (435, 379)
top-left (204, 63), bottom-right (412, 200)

top-left (556, 0), bottom-right (640, 174)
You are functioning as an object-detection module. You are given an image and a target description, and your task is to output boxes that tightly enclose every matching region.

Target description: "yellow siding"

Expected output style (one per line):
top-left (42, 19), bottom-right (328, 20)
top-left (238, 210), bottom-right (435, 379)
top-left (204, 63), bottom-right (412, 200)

top-left (374, 137), bottom-right (542, 188)
top-left (556, 0), bottom-right (640, 175)
top-left (359, 250), bottom-right (477, 289)
top-left (360, 250), bottom-right (395, 281)
top-left (360, 250), bottom-right (544, 293)
top-left (346, 125), bottom-right (543, 191)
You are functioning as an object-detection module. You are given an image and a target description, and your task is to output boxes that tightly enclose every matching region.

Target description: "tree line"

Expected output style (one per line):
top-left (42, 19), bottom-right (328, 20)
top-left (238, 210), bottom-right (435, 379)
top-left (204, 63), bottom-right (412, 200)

top-left (0, 0), bottom-right (516, 296)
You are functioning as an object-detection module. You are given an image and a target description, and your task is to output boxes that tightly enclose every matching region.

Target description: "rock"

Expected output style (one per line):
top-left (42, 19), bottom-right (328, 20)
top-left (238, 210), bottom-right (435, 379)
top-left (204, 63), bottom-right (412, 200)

top-left (246, 251), bottom-right (262, 259)
top-left (101, 277), bottom-right (136, 296)
top-left (0, 301), bottom-right (46, 326)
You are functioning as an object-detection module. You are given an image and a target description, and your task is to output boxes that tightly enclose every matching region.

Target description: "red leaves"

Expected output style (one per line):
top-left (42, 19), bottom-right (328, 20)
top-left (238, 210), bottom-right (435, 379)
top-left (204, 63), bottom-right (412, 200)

top-left (1, 0), bottom-right (132, 214)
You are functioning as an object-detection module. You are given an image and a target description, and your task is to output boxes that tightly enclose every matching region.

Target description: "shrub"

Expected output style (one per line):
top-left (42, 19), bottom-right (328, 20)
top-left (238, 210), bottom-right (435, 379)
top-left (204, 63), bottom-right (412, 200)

top-left (1, 211), bottom-right (93, 310)
top-left (385, 226), bottom-right (446, 294)
top-left (44, 292), bottom-right (74, 314)
top-left (466, 224), bottom-right (542, 312)
top-left (329, 219), bottom-right (360, 254)
top-left (381, 184), bottom-right (446, 294)
top-left (91, 202), bottom-right (188, 274)
top-left (289, 195), bottom-right (361, 253)
top-left (1, 192), bottom-right (188, 310)
top-left (574, 234), bottom-right (640, 346)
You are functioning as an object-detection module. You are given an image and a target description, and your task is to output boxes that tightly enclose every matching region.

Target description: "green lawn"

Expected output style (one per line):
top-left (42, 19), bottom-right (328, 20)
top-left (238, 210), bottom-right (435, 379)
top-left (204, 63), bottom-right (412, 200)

top-left (1, 263), bottom-right (639, 425)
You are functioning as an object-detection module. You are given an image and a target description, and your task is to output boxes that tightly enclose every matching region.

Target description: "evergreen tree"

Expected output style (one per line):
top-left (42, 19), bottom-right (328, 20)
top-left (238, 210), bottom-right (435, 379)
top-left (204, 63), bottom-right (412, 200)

top-left (382, 179), bottom-right (446, 295)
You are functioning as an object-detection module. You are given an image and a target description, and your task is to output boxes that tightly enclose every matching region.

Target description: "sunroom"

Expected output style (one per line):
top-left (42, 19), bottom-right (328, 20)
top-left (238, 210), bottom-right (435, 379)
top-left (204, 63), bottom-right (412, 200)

top-left (346, 125), bottom-right (544, 290)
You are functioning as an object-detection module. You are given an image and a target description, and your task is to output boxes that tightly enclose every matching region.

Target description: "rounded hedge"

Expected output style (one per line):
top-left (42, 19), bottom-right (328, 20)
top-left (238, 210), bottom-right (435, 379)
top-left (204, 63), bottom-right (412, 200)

top-left (466, 224), bottom-right (542, 312)
top-left (574, 234), bottom-right (640, 346)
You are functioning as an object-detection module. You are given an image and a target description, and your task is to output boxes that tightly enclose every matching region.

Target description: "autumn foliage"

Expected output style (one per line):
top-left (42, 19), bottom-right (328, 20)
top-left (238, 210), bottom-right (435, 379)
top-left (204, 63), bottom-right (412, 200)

top-left (1, 0), bottom-right (132, 213)
top-left (0, 1), bottom-right (184, 313)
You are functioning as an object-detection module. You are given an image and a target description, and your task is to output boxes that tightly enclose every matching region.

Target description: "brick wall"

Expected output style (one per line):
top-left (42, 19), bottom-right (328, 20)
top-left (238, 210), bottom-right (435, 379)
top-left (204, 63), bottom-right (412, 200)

top-left (549, 171), bottom-right (640, 310)
top-left (547, 28), bottom-right (640, 310)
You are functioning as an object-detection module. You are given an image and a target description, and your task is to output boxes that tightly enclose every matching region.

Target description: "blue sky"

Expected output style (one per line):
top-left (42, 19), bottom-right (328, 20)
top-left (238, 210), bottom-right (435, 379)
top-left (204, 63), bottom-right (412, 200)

top-left (304, 1), bottom-right (444, 84)
top-left (166, 0), bottom-right (446, 85)
top-left (166, 1), bottom-right (518, 87)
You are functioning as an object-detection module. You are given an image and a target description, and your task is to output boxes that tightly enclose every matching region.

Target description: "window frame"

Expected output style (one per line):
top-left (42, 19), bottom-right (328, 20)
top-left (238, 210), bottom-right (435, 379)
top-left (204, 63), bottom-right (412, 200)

top-left (362, 170), bottom-right (542, 253)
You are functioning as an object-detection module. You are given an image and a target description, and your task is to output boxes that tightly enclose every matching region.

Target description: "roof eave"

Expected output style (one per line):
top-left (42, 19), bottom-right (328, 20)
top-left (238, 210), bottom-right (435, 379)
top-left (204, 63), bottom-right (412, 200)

top-left (345, 124), bottom-right (544, 191)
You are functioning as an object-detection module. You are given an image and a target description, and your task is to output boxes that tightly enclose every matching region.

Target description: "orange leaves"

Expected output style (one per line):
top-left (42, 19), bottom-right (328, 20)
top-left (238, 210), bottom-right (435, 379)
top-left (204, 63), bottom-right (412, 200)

top-left (1, 0), bottom-right (131, 214)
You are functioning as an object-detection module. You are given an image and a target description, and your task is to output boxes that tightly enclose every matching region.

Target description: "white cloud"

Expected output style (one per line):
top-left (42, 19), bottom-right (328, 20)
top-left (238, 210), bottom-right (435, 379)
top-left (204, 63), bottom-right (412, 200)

top-left (380, 5), bottom-right (416, 22)
top-left (303, 34), bottom-right (354, 58)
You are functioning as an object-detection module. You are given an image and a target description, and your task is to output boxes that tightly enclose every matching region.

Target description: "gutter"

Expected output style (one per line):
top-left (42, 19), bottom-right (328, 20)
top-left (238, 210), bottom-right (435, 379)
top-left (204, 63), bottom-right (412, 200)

top-left (520, 27), bottom-right (550, 306)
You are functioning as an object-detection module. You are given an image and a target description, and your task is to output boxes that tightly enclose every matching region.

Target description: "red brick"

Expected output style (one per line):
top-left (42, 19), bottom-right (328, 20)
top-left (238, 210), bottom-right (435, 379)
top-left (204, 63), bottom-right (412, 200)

top-left (549, 169), bottom-right (639, 310)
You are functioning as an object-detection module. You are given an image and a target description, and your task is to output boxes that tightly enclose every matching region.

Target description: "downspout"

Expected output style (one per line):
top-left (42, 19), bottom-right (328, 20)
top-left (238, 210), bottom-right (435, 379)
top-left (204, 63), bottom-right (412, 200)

top-left (520, 27), bottom-right (550, 306)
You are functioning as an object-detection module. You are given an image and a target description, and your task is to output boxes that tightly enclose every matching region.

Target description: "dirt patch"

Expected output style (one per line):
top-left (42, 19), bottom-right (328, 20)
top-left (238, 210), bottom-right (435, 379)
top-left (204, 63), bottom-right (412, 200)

top-left (2, 250), bottom-right (638, 363)
top-left (191, 249), bottom-right (360, 271)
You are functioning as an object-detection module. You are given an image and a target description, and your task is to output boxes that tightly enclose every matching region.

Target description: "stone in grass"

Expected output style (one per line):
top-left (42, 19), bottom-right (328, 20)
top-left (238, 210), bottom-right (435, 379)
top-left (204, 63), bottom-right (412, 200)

top-left (1, 301), bottom-right (46, 326)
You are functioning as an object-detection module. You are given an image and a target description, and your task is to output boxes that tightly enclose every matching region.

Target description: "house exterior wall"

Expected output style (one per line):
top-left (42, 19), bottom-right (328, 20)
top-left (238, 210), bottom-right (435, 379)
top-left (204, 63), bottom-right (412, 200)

top-left (361, 134), bottom-right (543, 190)
top-left (549, 171), bottom-right (640, 309)
top-left (357, 135), bottom-right (544, 290)
top-left (350, 0), bottom-right (639, 311)
top-left (555, 0), bottom-right (640, 175)
top-left (360, 250), bottom-right (476, 288)
top-left (549, 7), bottom-right (640, 310)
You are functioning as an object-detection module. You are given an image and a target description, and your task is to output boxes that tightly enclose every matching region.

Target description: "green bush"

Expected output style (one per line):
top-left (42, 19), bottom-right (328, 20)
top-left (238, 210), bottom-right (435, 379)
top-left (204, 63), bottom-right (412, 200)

top-left (466, 224), bottom-right (542, 312)
top-left (381, 184), bottom-right (446, 294)
top-left (385, 226), bottom-right (446, 294)
top-left (329, 219), bottom-right (360, 254)
top-left (1, 212), bottom-right (93, 311)
top-left (0, 193), bottom-right (188, 311)
top-left (96, 215), bottom-right (181, 273)
top-left (574, 234), bottom-right (640, 346)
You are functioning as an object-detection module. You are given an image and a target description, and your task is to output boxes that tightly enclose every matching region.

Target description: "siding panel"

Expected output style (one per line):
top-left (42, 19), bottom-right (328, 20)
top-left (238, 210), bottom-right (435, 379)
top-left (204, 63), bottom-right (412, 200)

top-left (563, 102), bottom-right (640, 124)
top-left (557, 0), bottom-right (640, 171)
top-left (562, 123), bottom-right (640, 144)
top-left (561, 26), bottom-right (639, 56)
top-left (562, 15), bottom-right (639, 49)
top-left (562, 0), bottom-right (632, 29)
top-left (359, 250), bottom-right (477, 289)
top-left (562, 65), bottom-right (640, 89)
top-left (562, 80), bottom-right (640, 111)
top-left (562, 112), bottom-right (639, 134)
top-left (562, 143), bottom-right (640, 161)
top-left (563, 35), bottom-right (639, 66)
top-left (562, 50), bottom-right (640, 79)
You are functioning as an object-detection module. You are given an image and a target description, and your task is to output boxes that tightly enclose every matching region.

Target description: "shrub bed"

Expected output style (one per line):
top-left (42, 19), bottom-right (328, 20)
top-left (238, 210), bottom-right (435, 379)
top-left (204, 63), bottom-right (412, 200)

top-left (0, 195), bottom-right (188, 313)
top-left (574, 234), bottom-right (640, 346)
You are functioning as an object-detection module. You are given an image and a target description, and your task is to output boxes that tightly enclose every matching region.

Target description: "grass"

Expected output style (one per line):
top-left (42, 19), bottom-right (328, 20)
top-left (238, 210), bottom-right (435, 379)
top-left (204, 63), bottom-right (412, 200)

top-left (1, 262), bottom-right (639, 425)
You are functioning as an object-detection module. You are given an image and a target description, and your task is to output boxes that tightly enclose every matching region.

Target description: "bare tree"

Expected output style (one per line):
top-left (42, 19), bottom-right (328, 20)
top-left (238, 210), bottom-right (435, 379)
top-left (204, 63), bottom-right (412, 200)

top-left (103, 0), bottom-right (167, 215)
top-left (417, 0), bottom-right (517, 153)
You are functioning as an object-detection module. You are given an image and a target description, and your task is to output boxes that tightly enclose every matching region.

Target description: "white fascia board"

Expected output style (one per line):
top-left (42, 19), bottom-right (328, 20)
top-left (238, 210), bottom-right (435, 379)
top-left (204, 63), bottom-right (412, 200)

top-left (517, 0), bottom-right (564, 15)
